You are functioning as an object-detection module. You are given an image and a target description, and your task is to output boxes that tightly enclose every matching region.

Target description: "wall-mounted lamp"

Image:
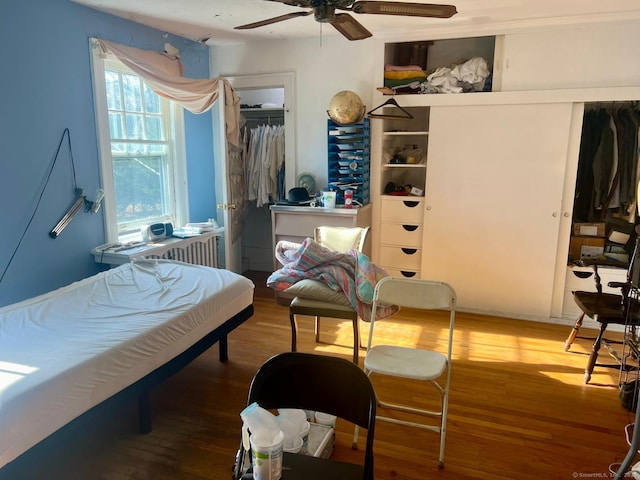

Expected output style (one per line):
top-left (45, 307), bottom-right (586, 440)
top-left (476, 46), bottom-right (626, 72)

top-left (49, 188), bottom-right (104, 238)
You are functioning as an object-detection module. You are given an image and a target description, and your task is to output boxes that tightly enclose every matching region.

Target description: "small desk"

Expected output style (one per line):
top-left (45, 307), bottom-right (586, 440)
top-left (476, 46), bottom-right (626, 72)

top-left (91, 229), bottom-right (223, 268)
top-left (269, 204), bottom-right (372, 304)
top-left (270, 204), bottom-right (372, 261)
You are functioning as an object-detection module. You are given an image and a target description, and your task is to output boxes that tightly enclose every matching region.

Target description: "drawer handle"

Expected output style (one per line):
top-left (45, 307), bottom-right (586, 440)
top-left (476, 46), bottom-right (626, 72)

top-left (573, 271), bottom-right (593, 279)
top-left (401, 271), bottom-right (417, 278)
top-left (401, 248), bottom-right (418, 255)
top-left (402, 225), bottom-right (418, 232)
top-left (403, 201), bottom-right (419, 208)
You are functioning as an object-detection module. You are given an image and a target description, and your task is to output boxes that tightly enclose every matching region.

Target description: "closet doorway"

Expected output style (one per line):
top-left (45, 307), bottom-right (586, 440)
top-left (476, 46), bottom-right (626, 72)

top-left (227, 73), bottom-right (295, 274)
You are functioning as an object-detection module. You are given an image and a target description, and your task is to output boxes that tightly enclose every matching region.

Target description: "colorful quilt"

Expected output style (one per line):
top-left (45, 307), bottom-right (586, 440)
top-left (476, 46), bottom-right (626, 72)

top-left (268, 238), bottom-right (399, 321)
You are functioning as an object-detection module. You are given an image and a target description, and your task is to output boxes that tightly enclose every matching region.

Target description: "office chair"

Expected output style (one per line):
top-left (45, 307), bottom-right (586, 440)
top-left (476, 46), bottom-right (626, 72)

top-left (353, 277), bottom-right (456, 468)
top-left (564, 233), bottom-right (640, 383)
top-left (287, 226), bottom-right (369, 363)
top-left (233, 352), bottom-right (377, 480)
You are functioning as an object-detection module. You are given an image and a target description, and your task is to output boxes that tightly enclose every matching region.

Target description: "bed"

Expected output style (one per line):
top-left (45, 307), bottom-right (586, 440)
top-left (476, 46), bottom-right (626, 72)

top-left (0, 259), bottom-right (254, 470)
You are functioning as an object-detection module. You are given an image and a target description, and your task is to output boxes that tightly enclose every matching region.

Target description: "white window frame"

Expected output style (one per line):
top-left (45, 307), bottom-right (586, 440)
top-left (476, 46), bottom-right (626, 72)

top-left (89, 39), bottom-right (189, 242)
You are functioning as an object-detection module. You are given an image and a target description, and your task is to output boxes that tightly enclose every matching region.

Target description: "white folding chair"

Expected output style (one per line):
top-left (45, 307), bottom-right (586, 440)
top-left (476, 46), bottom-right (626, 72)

top-left (353, 276), bottom-right (456, 468)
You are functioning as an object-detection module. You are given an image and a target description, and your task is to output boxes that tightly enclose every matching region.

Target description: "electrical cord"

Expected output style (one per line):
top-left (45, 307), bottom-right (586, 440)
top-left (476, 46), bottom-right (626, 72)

top-left (0, 128), bottom-right (77, 283)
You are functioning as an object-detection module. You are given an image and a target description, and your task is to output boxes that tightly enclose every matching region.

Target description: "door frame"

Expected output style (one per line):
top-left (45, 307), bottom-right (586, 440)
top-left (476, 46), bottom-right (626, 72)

top-left (226, 72), bottom-right (296, 191)
top-left (212, 72), bottom-right (295, 272)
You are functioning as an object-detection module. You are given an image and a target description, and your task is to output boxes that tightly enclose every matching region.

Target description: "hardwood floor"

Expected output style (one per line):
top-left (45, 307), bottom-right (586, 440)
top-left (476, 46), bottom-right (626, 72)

top-left (2, 271), bottom-right (637, 479)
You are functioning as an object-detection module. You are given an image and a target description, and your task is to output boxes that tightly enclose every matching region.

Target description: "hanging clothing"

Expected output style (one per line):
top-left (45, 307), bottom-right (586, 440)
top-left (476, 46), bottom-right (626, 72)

top-left (574, 105), bottom-right (640, 223)
top-left (243, 124), bottom-right (285, 207)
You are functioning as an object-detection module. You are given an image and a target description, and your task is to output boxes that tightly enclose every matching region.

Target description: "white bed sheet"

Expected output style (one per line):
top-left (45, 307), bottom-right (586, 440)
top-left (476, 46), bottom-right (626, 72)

top-left (0, 259), bottom-right (254, 468)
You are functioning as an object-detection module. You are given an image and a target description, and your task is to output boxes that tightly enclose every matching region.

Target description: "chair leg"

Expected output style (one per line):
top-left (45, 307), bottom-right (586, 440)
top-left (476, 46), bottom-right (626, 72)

top-left (564, 313), bottom-right (585, 351)
top-left (314, 316), bottom-right (320, 343)
top-left (438, 391), bottom-right (449, 468)
top-left (585, 322), bottom-right (607, 384)
top-left (289, 311), bottom-right (298, 352)
top-left (352, 317), bottom-right (359, 364)
top-left (352, 424), bottom-right (360, 450)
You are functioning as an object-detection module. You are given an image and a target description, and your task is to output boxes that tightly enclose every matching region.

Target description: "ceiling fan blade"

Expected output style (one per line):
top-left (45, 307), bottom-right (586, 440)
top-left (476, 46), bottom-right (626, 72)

top-left (235, 11), bottom-right (312, 30)
top-left (330, 13), bottom-right (372, 41)
top-left (263, 0), bottom-right (313, 6)
top-left (352, 1), bottom-right (457, 18)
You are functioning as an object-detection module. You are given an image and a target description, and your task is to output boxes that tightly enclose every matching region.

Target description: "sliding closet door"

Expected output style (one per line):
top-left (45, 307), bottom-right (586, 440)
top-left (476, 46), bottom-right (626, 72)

top-left (421, 102), bottom-right (574, 319)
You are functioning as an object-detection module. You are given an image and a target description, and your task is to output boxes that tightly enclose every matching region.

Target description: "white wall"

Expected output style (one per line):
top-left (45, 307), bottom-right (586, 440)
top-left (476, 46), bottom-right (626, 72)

top-left (211, 36), bottom-right (374, 190)
top-left (210, 19), bottom-right (640, 190)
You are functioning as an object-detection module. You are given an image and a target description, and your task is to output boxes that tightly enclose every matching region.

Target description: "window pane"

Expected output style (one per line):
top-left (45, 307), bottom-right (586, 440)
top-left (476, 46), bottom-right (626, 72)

top-left (149, 144), bottom-right (167, 154)
top-left (96, 52), bottom-right (184, 240)
top-left (108, 112), bottom-right (123, 139)
top-left (145, 115), bottom-right (163, 141)
top-left (125, 113), bottom-right (144, 140)
top-left (112, 155), bottom-right (167, 224)
top-left (105, 71), bottom-right (122, 110)
top-left (144, 84), bottom-right (160, 113)
top-left (111, 142), bottom-right (126, 154)
top-left (122, 74), bottom-right (142, 112)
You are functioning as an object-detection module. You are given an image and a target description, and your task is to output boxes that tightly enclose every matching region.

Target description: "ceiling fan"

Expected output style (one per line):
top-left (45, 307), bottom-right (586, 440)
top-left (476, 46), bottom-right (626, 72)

top-left (235, 1), bottom-right (457, 41)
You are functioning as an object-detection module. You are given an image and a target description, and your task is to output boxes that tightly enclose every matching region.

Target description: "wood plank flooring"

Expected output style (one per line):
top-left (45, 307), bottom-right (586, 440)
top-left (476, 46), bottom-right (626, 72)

top-left (1, 271), bottom-right (637, 479)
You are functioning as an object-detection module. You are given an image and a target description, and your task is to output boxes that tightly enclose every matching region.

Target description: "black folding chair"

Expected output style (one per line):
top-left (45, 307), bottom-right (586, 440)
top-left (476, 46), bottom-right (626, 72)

top-left (233, 352), bottom-right (376, 480)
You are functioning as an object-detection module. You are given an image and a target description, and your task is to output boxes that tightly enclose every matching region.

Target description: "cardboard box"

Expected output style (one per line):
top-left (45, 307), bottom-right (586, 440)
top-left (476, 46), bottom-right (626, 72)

top-left (569, 236), bottom-right (605, 260)
top-left (573, 222), bottom-right (606, 237)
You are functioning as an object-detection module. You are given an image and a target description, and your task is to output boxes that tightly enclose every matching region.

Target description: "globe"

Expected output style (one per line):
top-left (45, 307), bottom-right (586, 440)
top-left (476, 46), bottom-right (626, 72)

top-left (327, 90), bottom-right (365, 125)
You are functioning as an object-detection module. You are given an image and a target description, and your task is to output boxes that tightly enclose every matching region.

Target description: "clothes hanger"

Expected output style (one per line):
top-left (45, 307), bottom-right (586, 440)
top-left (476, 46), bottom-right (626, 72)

top-left (367, 97), bottom-right (413, 120)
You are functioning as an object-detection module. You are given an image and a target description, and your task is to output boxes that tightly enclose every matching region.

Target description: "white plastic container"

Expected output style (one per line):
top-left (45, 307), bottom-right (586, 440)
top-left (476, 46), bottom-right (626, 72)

top-left (321, 191), bottom-right (336, 208)
top-left (314, 411), bottom-right (337, 428)
top-left (251, 430), bottom-right (284, 480)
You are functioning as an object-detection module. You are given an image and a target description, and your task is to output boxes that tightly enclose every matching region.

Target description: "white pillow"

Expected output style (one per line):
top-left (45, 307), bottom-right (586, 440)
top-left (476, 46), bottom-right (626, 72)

top-left (284, 279), bottom-right (351, 307)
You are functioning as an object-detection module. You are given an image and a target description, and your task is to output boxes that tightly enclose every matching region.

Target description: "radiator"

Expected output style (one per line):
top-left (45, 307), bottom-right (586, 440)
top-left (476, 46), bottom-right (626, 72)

top-left (144, 233), bottom-right (219, 268)
top-left (92, 231), bottom-right (221, 268)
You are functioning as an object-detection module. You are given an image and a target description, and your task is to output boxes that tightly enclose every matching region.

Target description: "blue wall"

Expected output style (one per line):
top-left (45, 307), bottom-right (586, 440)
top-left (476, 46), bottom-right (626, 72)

top-left (0, 0), bottom-right (216, 306)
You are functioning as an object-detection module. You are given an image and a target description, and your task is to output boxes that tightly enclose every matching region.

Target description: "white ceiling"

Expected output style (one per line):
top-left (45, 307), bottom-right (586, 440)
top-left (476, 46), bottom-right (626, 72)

top-left (72, 0), bottom-right (640, 45)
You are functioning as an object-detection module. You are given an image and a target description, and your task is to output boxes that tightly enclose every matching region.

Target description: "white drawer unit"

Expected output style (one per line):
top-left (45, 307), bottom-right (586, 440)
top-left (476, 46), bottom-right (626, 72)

top-left (377, 196), bottom-right (424, 278)
top-left (380, 197), bottom-right (424, 224)
top-left (382, 267), bottom-right (420, 279)
top-left (379, 223), bottom-right (423, 247)
top-left (380, 246), bottom-right (422, 270)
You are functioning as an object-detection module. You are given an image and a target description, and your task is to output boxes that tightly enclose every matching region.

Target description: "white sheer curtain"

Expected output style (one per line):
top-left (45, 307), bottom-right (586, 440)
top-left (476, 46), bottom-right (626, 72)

top-left (96, 39), bottom-right (240, 147)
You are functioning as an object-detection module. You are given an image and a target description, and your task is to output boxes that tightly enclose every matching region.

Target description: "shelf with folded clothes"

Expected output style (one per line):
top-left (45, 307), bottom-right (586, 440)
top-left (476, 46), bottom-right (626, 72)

top-left (382, 57), bottom-right (493, 95)
top-left (382, 36), bottom-right (496, 96)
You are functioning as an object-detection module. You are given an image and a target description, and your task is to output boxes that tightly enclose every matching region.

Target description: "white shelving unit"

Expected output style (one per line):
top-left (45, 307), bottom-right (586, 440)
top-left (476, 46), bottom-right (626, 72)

top-left (371, 106), bottom-right (429, 278)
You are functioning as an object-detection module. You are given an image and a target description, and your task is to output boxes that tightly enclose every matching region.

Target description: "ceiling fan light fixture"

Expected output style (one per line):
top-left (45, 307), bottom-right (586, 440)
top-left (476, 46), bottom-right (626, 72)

top-left (314, 5), bottom-right (336, 22)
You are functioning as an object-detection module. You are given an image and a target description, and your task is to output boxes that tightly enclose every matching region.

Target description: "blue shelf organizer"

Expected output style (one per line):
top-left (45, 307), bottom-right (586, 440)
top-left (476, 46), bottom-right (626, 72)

top-left (327, 118), bottom-right (371, 206)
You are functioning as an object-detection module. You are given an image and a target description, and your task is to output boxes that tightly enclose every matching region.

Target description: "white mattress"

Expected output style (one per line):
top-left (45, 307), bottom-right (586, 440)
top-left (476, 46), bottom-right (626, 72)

top-left (0, 259), bottom-right (254, 468)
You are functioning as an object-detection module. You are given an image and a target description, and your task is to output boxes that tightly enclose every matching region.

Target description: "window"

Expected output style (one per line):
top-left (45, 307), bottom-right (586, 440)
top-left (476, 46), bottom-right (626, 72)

top-left (91, 44), bottom-right (188, 241)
